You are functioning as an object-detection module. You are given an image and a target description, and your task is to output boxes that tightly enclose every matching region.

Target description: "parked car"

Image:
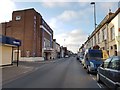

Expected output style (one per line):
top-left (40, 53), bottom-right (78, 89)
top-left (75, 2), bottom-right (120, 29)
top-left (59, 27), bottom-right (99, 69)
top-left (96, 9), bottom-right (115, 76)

top-left (83, 49), bottom-right (103, 74)
top-left (79, 57), bottom-right (84, 63)
top-left (97, 56), bottom-right (120, 89)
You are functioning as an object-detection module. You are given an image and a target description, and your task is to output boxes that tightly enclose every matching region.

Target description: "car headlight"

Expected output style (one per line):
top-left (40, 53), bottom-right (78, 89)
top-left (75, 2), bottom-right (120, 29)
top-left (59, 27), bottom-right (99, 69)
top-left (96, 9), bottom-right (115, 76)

top-left (90, 62), bottom-right (94, 67)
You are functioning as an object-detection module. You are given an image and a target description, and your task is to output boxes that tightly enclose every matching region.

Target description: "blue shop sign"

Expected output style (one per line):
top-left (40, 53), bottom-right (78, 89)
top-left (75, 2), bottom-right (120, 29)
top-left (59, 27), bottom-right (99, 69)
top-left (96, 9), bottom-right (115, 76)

top-left (0, 35), bottom-right (21, 46)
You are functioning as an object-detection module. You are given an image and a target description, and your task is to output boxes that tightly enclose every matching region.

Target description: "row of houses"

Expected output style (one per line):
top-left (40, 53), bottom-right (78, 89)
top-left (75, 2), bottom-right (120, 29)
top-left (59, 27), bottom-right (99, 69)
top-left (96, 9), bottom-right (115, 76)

top-left (79, 7), bottom-right (120, 57)
top-left (0, 8), bottom-right (71, 66)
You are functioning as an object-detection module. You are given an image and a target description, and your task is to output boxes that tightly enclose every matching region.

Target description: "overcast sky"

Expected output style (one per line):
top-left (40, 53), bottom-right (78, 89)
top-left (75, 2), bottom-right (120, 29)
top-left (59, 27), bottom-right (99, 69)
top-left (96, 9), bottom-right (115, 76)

top-left (0, 0), bottom-right (119, 53)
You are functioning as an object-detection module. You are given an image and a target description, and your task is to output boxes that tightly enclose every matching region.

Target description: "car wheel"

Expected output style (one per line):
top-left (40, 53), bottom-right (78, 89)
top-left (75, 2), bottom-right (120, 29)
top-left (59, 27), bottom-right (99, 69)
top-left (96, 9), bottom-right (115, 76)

top-left (83, 65), bottom-right (86, 69)
top-left (97, 73), bottom-right (101, 83)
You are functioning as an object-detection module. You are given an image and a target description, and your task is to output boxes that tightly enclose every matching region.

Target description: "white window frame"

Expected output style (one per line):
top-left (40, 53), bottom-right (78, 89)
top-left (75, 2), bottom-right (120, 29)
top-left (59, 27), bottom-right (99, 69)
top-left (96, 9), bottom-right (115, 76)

top-left (111, 26), bottom-right (115, 40)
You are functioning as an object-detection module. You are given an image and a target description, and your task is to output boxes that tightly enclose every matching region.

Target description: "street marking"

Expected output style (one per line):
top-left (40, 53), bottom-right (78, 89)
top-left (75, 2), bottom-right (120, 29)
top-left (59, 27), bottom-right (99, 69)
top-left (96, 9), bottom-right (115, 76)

top-left (97, 83), bottom-right (102, 88)
top-left (89, 74), bottom-right (103, 88)
top-left (92, 77), bottom-right (96, 81)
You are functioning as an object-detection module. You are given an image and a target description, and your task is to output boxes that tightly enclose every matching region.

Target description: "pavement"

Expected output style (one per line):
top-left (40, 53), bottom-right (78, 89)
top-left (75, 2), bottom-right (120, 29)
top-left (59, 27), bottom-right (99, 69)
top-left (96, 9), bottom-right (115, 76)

top-left (2, 58), bottom-right (63, 85)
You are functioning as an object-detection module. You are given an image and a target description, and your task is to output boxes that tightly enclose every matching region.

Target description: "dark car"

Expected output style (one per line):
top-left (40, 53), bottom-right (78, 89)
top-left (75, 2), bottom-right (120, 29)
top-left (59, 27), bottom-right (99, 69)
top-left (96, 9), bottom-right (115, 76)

top-left (97, 56), bottom-right (120, 90)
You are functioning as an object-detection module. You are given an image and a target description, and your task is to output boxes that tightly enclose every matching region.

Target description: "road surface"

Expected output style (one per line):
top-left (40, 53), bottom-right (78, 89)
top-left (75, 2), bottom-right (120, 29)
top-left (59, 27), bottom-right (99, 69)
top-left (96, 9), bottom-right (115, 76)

top-left (3, 56), bottom-right (107, 88)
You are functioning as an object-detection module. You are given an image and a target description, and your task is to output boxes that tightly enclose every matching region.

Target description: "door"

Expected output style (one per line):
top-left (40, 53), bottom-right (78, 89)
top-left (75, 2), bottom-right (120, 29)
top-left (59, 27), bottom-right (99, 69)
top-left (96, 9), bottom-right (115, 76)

top-left (106, 57), bottom-right (120, 88)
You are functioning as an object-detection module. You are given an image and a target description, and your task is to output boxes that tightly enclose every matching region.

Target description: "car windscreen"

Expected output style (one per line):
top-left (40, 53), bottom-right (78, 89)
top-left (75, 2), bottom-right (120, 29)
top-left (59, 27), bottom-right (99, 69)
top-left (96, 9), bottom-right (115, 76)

top-left (117, 61), bottom-right (120, 70)
top-left (113, 59), bottom-right (120, 70)
top-left (89, 52), bottom-right (103, 58)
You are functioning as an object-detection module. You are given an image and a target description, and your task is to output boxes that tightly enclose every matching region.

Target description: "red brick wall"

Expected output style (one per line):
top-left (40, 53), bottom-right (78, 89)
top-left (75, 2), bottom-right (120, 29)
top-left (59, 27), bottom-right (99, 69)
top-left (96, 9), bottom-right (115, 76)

top-left (2, 8), bottom-right (53, 57)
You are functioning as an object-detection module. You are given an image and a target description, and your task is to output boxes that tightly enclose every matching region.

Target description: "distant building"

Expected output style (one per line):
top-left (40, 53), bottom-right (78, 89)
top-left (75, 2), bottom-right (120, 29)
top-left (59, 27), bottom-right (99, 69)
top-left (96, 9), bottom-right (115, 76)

top-left (60, 46), bottom-right (68, 58)
top-left (52, 39), bottom-right (60, 59)
top-left (1, 8), bottom-right (54, 61)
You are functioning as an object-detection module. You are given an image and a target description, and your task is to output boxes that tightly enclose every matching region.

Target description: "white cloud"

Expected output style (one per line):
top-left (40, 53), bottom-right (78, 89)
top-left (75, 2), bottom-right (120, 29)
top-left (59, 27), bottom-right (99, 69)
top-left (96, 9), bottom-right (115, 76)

top-left (54, 29), bottom-right (88, 53)
top-left (47, 8), bottom-right (91, 53)
top-left (0, 0), bottom-right (16, 23)
top-left (41, 2), bottom-right (70, 8)
top-left (57, 10), bottom-right (79, 22)
top-left (96, 2), bottom-right (118, 15)
top-left (56, 7), bottom-right (92, 22)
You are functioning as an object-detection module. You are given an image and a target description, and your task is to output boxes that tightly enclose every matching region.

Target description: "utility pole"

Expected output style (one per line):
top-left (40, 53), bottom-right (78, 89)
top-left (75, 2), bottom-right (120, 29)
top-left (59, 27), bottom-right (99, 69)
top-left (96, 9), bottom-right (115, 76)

top-left (91, 2), bottom-right (97, 30)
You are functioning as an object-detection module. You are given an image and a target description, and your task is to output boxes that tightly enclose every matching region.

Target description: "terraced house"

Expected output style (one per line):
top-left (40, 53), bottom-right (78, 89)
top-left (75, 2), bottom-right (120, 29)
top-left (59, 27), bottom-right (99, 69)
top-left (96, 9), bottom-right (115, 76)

top-left (80, 8), bottom-right (120, 56)
top-left (1, 8), bottom-right (54, 61)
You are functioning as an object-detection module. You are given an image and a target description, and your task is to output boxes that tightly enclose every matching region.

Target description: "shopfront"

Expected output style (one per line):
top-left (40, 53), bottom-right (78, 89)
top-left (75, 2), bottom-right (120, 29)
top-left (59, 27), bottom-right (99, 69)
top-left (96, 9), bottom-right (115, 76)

top-left (0, 35), bottom-right (21, 66)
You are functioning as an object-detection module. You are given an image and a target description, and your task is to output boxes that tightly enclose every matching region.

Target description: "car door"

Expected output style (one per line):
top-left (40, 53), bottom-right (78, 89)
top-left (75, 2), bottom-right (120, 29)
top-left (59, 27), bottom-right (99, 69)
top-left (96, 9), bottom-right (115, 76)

top-left (98, 57), bottom-right (112, 83)
top-left (106, 57), bottom-right (120, 88)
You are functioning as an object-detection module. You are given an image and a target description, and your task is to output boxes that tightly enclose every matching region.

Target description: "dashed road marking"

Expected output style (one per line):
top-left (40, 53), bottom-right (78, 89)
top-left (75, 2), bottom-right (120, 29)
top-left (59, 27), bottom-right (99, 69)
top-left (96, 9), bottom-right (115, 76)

top-left (97, 83), bottom-right (102, 88)
top-left (92, 77), bottom-right (96, 81)
top-left (90, 74), bottom-right (104, 88)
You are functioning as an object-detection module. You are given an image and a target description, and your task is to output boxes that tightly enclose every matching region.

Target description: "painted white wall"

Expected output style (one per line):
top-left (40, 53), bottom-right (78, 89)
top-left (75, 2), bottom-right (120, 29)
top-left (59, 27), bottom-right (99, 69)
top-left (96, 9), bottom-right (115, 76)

top-left (110, 12), bottom-right (120, 55)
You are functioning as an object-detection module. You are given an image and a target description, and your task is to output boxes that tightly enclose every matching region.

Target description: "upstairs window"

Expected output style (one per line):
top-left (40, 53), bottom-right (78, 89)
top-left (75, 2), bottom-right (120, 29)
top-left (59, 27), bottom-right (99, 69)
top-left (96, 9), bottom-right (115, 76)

top-left (94, 35), bottom-right (96, 45)
top-left (98, 32), bottom-right (100, 43)
top-left (111, 26), bottom-right (115, 40)
top-left (102, 28), bottom-right (106, 41)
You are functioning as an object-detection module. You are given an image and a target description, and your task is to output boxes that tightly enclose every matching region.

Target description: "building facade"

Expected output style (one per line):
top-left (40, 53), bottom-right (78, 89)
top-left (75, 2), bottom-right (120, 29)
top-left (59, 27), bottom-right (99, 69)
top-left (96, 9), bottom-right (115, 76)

top-left (1, 8), bottom-right (54, 61)
top-left (80, 8), bottom-right (120, 57)
top-left (52, 39), bottom-right (60, 59)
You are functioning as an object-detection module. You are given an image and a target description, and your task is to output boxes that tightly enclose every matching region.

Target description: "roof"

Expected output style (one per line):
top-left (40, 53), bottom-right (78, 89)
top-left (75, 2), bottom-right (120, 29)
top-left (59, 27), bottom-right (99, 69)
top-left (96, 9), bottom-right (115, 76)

top-left (12, 8), bottom-right (42, 17)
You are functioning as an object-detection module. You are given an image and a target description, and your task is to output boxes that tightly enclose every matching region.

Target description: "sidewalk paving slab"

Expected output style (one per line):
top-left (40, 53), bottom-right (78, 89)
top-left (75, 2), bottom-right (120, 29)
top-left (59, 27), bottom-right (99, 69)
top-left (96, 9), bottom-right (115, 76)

top-left (2, 58), bottom-right (64, 85)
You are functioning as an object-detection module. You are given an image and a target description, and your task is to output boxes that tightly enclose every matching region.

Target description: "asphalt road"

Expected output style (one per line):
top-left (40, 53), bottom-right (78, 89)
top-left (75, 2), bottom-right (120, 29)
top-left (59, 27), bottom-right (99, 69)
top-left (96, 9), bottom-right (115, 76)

top-left (3, 56), bottom-right (107, 88)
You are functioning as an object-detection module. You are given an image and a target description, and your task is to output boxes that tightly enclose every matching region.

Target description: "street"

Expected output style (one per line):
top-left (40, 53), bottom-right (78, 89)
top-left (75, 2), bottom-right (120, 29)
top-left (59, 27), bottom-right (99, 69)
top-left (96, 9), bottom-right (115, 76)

top-left (3, 56), bottom-right (107, 88)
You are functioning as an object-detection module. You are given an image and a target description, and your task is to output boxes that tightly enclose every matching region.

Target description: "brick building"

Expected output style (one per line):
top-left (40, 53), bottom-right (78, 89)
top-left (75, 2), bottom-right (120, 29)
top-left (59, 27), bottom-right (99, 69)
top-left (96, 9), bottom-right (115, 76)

top-left (1, 8), bottom-right (53, 61)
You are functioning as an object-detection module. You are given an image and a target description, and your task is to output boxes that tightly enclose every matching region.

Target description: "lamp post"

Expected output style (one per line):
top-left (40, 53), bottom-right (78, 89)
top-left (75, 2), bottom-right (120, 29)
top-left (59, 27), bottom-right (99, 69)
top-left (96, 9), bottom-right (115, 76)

top-left (91, 2), bottom-right (97, 30)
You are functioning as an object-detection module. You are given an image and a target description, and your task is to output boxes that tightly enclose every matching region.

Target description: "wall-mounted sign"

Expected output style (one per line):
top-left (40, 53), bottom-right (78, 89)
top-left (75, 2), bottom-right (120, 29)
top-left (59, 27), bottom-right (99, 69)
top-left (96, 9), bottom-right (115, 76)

top-left (0, 35), bottom-right (21, 46)
top-left (16, 16), bottom-right (21, 21)
top-left (13, 40), bottom-right (21, 46)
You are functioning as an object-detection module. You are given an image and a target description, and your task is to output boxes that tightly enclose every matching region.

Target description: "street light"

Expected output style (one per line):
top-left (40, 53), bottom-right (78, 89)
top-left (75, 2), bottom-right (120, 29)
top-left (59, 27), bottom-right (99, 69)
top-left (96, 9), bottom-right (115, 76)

top-left (90, 2), bottom-right (97, 30)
